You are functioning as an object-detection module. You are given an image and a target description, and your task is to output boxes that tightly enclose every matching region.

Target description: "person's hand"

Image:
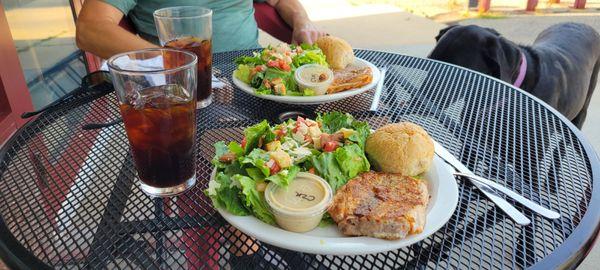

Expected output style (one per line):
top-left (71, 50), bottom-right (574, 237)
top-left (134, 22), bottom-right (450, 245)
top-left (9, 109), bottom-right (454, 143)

top-left (292, 20), bottom-right (327, 45)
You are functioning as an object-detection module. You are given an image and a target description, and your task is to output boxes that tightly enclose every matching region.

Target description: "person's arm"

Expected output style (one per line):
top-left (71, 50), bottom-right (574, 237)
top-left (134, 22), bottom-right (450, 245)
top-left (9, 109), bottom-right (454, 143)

top-left (265, 0), bottom-right (326, 44)
top-left (76, 0), bottom-right (157, 59)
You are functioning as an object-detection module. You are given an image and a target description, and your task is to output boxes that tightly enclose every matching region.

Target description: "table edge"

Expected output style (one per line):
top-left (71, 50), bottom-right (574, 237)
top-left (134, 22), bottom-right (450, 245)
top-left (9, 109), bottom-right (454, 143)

top-left (0, 49), bottom-right (598, 269)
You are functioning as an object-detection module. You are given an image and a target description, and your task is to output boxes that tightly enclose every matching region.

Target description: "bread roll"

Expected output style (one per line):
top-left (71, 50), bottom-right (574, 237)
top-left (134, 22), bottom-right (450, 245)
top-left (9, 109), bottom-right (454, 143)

top-left (365, 122), bottom-right (434, 176)
top-left (316, 36), bottom-right (355, 70)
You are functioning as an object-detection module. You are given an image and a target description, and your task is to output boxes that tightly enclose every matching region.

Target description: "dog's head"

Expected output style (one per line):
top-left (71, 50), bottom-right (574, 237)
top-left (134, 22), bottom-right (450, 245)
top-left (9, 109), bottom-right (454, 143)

top-left (429, 25), bottom-right (520, 83)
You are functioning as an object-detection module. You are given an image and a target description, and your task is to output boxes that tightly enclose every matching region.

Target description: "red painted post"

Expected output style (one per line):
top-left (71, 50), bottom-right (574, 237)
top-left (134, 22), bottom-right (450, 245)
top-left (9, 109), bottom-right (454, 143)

top-left (478, 0), bottom-right (491, 13)
top-left (574, 0), bottom-right (586, 9)
top-left (526, 0), bottom-right (538, 11)
top-left (0, 3), bottom-right (35, 145)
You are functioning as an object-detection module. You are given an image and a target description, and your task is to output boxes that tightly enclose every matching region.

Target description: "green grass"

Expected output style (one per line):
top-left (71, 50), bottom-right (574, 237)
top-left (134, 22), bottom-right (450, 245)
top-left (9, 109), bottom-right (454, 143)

top-left (476, 12), bottom-right (508, 19)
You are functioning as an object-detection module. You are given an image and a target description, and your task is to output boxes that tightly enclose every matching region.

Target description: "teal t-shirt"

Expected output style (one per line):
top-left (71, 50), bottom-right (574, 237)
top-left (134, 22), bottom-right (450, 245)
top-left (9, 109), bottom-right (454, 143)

top-left (103, 0), bottom-right (262, 52)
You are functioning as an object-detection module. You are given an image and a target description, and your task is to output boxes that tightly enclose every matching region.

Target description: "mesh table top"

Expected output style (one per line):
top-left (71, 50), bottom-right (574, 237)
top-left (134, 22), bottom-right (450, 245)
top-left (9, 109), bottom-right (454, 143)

top-left (0, 49), bottom-right (598, 270)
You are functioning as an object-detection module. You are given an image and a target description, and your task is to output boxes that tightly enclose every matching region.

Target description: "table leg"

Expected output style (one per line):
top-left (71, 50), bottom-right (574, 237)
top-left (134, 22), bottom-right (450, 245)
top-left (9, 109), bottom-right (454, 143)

top-left (86, 156), bottom-right (136, 268)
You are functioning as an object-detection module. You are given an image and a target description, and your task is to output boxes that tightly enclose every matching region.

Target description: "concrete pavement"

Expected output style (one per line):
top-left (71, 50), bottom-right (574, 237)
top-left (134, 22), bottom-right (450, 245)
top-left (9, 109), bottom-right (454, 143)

top-left (261, 0), bottom-right (443, 56)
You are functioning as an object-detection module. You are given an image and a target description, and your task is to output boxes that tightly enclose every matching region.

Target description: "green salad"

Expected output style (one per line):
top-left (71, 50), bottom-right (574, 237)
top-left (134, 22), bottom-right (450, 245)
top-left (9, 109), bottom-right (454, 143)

top-left (233, 43), bottom-right (328, 96)
top-left (205, 112), bottom-right (371, 225)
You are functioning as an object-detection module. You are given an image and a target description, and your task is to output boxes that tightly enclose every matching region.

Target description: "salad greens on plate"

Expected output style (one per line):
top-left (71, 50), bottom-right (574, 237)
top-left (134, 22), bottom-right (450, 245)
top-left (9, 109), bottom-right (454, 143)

top-left (205, 112), bottom-right (371, 225)
top-left (233, 44), bottom-right (328, 96)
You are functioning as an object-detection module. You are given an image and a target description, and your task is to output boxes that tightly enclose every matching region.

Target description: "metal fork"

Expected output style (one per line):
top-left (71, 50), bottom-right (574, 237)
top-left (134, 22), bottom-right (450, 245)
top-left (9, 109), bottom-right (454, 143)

top-left (433, 140), bottom-right (560, 225)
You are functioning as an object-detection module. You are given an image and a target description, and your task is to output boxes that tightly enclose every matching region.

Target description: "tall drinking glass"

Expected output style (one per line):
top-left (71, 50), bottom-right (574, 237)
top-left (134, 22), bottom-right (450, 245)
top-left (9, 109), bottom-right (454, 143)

top-left (108, 48), bottom-right (197, 197)
top-left (154, 6), bottom-right (213, 109)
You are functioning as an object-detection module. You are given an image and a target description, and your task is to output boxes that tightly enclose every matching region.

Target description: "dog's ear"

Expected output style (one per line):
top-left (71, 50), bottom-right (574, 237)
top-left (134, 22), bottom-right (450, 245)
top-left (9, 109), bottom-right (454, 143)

top-left (484, 27), bottom-right (501, 36)
top-left (482, 37), bottom-right (518, 82)
top-left (435, 25), bottom-right (459, 42)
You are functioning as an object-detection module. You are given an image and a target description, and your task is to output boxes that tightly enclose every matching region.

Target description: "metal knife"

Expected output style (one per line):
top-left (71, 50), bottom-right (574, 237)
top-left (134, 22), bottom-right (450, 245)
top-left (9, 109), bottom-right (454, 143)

top-left (433, 140), bottom-right (531, 225)
top-left (454, 172), bottom-right (560, 219)
top-left (433, 140), bottom-right (560, 220)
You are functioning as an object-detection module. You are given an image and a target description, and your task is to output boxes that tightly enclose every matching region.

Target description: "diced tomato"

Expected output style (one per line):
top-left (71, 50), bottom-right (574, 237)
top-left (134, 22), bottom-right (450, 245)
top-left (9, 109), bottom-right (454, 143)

top-left (256, 65), bottom-right (265, 72)
top-left (267, 60), bottom-right (279, 68)
top-left (280, 62), bottom-right (291, 72)
top-left (266, 159), bottom-right (281, 175)
top-left (304, 134), bottom-right (312, 143)
top-left (323, 141), bottom-right (339, 152)
top-left (274, 128), bottom-right (286, 139)
top-left (292, 116), bottom-right (306, 133)
top-left (241, 137), bottom-right (247, 149)
top-left (308, 168), bottom-right (316, 174)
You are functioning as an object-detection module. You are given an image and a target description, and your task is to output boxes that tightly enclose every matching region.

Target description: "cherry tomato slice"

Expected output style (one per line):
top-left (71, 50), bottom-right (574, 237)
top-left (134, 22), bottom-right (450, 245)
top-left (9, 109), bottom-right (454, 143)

top-left (323, 141), bottom-right (339, 152)
top-left (266, 159), bottom-right (281, 175)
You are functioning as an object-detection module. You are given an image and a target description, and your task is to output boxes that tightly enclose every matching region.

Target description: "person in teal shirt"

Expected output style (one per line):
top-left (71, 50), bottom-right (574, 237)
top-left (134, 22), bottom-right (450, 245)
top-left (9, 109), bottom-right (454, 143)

top-left (76, 0), bottom-right (326, 58)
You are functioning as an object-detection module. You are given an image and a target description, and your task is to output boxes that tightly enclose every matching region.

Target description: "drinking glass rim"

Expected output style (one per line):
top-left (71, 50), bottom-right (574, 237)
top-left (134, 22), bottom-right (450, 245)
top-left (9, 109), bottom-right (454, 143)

top-left (153, 6), bottom-right (213, 19)
top-left (107, 48), bottom-right (198, 75)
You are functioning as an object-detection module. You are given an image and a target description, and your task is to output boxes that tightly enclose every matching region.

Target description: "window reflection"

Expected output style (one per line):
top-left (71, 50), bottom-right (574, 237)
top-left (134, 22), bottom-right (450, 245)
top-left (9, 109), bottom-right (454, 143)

top-left (3, 0), bottom-right (86, 109)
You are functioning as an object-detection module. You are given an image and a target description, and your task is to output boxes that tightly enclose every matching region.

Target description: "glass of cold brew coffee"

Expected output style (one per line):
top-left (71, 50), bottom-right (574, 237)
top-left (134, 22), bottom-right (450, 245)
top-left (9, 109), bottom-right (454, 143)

top-left (153, 6), bottom-right (213, 109)
top-left (108, 48), bottom-right (197, 197)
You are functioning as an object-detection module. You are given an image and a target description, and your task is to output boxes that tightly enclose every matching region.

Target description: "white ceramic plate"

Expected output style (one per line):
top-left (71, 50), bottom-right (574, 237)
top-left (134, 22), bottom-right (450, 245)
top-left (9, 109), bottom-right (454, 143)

top-left (215, 156), bottom-right (459, 256)
top-left (231, 58), bottom-right (381, 105)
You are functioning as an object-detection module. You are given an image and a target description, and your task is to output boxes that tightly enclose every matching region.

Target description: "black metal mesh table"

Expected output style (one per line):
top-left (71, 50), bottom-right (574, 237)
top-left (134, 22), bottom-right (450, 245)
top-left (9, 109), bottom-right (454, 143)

top-left (1, 49), bottom-right (599, 270)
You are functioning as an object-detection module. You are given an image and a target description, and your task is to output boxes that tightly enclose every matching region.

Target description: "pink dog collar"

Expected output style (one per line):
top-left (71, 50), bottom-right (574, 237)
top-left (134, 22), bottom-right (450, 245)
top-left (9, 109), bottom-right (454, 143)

top-left (513, 51), bottom-right (527, 88)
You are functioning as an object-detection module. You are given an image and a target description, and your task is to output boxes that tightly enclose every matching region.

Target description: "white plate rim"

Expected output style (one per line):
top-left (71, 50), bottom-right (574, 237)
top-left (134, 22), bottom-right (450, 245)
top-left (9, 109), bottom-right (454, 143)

top-left (231, 58), bottom-right (382, 105)
top-left (214, 156), bottom-right (459, 256)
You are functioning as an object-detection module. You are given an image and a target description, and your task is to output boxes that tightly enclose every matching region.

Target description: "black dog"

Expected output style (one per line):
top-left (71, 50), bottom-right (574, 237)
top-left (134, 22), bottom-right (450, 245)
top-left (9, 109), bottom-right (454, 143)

top-left (429, 23), bottom-right (600, 128)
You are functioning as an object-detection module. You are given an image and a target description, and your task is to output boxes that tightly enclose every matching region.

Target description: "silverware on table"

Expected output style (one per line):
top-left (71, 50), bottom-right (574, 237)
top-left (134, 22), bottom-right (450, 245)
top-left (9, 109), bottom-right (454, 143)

top-left (369, 67), bottom-right (387, 111)
top-left (434, 139), bottom-right (562, 224)
top-left (433, 140), bottom-right (532, 225)
top-left (453, 172), bottom-right (560, 219)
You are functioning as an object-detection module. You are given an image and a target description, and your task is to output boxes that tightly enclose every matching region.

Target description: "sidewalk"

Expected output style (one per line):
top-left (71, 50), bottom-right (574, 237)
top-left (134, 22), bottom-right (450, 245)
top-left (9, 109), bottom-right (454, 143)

top-left (260, 0), bottom-right (444, 57)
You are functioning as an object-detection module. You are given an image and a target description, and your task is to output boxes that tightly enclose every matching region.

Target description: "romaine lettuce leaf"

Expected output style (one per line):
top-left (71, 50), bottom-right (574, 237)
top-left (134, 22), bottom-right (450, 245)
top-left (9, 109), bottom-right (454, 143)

top-left (205, 172), bottom-right (249, 216)
top-left (246, 168), bottom-right (265, 181)
top-left (318, 112), bottom-right (356, 134)
top-left (266, 166), bottom-right (300, 187)
top-left (299, 43), bottom-right (320, 50)
top-left (310, 152), bottom-right (347, 192)
top-left (235, 53), bottom-right (264, 65)
top-left (228, 141), bottom-right (244, 157)
top-left (250, 71), bottom-right (264, 89)
top-left (211, 141), bottom-right (230, 168)
top-left (292, 50), bottom-right (328, 68)
top-left (264, 67), bottom-right (290, 80)
top-left (334, 144), bottom-right (370, 179)
top-left (244, 120), bottom-right (270, 154)
top-left (348, 120), bottom-right (370, 150)
top-left (233, 64), bottom-right (252, 84)
top-left (234, 175), bottom-right (276, 225)
top-left (318, 112), bottom-right (370, 149)
top-left (318, 213), bottom-right (335, 227)
top-left (223, 160), bottom-right (246, 176)
top-left (241, 148), bottom-right (270, 177)
top-left (285, 71), bottom-right (298, 92)
top-left (255, 87), bottom-right (272, 95)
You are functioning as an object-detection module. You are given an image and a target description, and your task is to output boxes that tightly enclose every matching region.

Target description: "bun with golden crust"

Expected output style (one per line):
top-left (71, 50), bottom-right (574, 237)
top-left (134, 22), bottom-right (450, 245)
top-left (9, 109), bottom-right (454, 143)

top-left (365, 122), bottom-right (434, 176)
top-left (316, 36), bottom-right (355, 70)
